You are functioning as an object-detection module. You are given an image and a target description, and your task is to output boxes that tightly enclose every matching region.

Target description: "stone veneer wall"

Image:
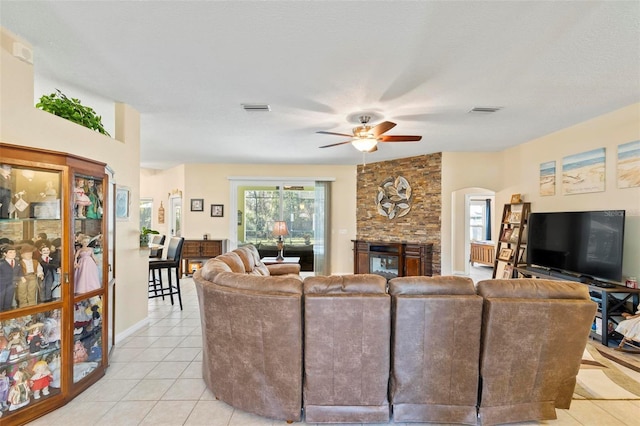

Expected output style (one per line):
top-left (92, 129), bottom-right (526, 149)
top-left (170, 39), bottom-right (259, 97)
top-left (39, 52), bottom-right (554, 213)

top-left (356, 153), bottom-right (442, 275)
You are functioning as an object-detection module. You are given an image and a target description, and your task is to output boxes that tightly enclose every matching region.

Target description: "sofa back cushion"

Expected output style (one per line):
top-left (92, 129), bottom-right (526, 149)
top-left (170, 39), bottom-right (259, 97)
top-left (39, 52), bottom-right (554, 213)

top-left (199, 258), bottom-right (233, 282)
top-left (215, 251), bottom-right (246, 273)
top-left (235, 245), bottom-right (271, 276)
top-left (304, 273), bottom-right (387, 294)
top-left (389, 275), bottom-right (476, 295)
top-left (214, 272), bottom-right (302, 294)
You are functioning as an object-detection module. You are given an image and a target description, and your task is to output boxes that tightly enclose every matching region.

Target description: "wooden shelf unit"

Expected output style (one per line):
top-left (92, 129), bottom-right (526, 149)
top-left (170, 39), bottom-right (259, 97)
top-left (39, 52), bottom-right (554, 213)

top-left (493, 202), bottom-right (531, 279)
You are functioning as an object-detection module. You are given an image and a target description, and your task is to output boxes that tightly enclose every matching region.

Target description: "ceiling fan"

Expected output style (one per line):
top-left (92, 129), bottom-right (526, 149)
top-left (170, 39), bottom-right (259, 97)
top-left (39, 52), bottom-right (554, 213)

top-left (317, 115), bottom-right (422, 152)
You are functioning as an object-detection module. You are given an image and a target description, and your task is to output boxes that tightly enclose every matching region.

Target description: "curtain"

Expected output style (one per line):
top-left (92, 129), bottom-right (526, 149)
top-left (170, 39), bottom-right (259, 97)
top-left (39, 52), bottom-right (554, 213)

top-left (485, 198), bottom-right (491, 240)
top-left (314, 181), bottom-right (331, 275)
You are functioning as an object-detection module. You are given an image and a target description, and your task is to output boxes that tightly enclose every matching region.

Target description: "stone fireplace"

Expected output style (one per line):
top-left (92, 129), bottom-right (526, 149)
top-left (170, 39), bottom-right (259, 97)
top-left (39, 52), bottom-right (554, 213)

top-left (356, 153), bottom-right (442, 275)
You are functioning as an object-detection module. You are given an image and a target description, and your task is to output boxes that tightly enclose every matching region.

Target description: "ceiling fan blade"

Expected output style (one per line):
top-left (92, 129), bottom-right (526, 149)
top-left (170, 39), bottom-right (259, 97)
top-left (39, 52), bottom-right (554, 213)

top-left (379, 135), bottom-right (422, 142)
top-left (371, 121), bottom-right (397, 137)
top-left (316, 130), bottom-right (354, 137)
top-left (319, 140), bottom-right (352, 148)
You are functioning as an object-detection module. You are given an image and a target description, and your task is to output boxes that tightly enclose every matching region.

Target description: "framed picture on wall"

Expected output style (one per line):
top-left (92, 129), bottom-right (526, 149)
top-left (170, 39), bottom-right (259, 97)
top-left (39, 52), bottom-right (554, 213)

top-left (190, 198), bottom-right (204, 212)
top-left (211, 204), bottom-right (224, 217)
top-left (115, 186), bottom-right (130, 220)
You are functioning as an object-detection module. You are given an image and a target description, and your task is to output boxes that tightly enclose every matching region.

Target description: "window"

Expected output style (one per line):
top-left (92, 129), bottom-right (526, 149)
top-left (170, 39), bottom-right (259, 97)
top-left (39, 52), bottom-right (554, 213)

top-left (140, 198), bottom-right (152, 230)
top-left (230, 179), bottom-right (331, 275)
top-left (469, 200), bottom-right (486, 241)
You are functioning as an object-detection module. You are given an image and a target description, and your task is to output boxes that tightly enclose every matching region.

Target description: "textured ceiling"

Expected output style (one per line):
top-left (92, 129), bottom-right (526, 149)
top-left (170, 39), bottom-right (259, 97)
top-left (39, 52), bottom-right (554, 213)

top-left (1, 1), bottom-right (639, 169)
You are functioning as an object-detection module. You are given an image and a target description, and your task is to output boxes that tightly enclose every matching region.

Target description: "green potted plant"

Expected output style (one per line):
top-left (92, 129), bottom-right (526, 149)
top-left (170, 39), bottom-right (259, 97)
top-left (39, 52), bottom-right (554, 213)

top-left (140, 226), bottom-right (159, 248)
top-left (36, 89), bottom-right (111, 136)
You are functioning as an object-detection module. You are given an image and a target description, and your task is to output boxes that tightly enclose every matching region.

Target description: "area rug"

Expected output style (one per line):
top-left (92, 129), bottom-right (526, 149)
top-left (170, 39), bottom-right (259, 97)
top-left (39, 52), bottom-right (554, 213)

top-left (574, 343), bottom-right (640, 400)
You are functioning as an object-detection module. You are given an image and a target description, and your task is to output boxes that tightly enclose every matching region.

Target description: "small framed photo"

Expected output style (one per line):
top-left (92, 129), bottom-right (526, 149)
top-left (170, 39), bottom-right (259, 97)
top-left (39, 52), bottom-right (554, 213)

top-left (510, 193), bottom-right (522, 203)
top-left (211, 204), bottom-right (224, 217)
top-left (503, 264), bottom-right (514, 279)
top-left (501, 228), bottom-right (513, 242)
top-left (498, 248), bottom-right (513, 261)
top-left (190, 198), bottom-right (204, 212)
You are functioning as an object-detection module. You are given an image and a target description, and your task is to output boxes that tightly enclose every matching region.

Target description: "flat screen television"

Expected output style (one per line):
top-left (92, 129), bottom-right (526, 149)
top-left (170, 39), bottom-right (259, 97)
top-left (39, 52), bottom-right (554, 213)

top-left (526, 210), bottom-right (625, 283)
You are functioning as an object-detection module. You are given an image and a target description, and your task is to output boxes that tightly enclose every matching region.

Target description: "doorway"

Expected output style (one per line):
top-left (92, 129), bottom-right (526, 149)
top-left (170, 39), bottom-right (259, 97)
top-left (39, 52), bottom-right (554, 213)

top-left (169, 196), bottom-right (182, 237)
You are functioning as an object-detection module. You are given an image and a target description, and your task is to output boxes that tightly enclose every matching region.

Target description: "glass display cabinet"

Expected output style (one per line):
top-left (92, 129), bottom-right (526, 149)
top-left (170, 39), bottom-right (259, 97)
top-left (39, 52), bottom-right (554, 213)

top-left (0, 143), bottom-right (111, 425)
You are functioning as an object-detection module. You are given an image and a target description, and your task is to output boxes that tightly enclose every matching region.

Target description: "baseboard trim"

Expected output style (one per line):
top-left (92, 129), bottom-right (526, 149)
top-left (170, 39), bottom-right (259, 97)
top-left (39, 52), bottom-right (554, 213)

top-left (115, 317), bottom-right (150, 344)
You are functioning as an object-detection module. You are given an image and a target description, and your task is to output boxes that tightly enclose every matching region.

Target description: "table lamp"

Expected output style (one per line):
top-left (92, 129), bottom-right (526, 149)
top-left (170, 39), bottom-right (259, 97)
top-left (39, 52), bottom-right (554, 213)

top-left (272, 221), bottom-right (288, 261)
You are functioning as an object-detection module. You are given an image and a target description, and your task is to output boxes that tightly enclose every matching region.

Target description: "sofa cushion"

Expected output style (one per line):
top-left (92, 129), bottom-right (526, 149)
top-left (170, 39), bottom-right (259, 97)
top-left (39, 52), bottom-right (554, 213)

top-left (214, 271), bottom-right (302, 294)
top-left (199, 258), bottom-right (233, 282)
top-left (234, 246), bottom-right (257, 271)
top-left (389, 276), bottom-right (475, 295)
top-left (477, 279), bottom-right (590, 300)
top-left (304, 274), bottom-right (387, 294)
top-left (215, 251), bottom-right (246, 273)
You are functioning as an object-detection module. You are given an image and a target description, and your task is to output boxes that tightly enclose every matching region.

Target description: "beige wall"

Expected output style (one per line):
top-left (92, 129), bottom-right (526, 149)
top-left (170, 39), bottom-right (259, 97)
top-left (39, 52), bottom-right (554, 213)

top-left (1, 28), bottom-right (147, 338)
top-left (441, 152), bottom-right (503, 274)
top-left (500, 103), bottom-right (640, 280)
top-left (442, 104), bottom-right (640, 280)
top-left (141, 163), bottom-right (357, 274)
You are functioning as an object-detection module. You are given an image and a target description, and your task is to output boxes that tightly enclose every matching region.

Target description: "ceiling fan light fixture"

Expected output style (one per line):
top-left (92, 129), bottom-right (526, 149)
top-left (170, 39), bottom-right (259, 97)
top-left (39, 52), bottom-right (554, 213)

top-left (351, 137), bottom-right (378, 152)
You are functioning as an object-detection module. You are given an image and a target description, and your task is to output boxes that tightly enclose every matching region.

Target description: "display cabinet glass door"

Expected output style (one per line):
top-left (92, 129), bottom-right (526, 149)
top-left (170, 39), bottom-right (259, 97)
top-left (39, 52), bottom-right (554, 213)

top-left (0, 164), bottom-right (65, 416)
top-left (71, 172), bottom-right (106, 383)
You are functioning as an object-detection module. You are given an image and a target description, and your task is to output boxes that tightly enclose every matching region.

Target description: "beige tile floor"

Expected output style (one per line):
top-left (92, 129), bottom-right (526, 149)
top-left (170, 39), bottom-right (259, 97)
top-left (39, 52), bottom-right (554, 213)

top-left (28, 276), bottom-right (640, 425)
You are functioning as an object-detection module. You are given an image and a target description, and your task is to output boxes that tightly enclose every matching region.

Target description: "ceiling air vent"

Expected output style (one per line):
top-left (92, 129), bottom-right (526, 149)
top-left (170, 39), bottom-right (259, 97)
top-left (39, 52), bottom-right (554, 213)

top-left (469, 106), bottom-right (503, 114)
top-left (242, 104), bottom-right (271, 112)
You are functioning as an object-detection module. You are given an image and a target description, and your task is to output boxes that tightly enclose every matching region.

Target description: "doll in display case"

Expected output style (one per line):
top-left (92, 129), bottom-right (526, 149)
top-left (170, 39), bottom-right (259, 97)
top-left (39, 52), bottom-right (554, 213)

top-left (0, 367), bottom-right (9, 412)
top-left (17, 245), bottom-right (43, 308)
top-left (38, 244), bottom-right (59, 303)
top-left (29, 360), bottom-right (52, 399)
top-left (6, 328), bottom-right (28, 361)
top-left (73, 178), bottom-right (91, 218)
top-left (1, 245), bottom-right (25, 312)
top-left (7, 369), bottom-right (30, 411)
top-left (26, 323), bottom-right (47, 354)
top-left (84, 179), bottom-right (102, 219)
top-left (74, 236), bottom-right (101, 294)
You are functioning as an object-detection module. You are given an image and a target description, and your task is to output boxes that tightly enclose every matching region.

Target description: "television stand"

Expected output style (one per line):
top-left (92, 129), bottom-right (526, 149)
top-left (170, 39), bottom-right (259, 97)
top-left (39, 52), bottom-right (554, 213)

top-left (514, 266), bottom-right (639, 347)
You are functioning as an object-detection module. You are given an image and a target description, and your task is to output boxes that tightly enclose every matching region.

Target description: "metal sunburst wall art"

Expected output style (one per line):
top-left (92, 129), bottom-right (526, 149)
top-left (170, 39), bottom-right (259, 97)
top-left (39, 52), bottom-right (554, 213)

top-left (376, 176), bottom-right (412, 219)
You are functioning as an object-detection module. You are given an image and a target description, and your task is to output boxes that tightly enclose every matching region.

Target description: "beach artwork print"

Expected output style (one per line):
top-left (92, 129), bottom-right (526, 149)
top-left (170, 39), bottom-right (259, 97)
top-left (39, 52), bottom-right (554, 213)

top-left (617, 140), bottom-right (640, 188)
top-left (562, 148), bottom-right (605, 195)
top-left (539, 161), bottom-right (556, 196)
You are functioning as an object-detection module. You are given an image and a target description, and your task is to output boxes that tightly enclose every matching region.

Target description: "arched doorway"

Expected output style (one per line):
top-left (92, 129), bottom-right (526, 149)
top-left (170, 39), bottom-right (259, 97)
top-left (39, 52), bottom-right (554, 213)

top-left (451, 187), bottom-right (495, 279)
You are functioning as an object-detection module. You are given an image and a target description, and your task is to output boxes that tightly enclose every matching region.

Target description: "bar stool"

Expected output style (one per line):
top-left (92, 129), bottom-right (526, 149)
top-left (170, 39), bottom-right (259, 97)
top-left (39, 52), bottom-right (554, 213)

top-left (149, 234), bottom-right (166, 258)
top-left (148, 234), bottom-right (166, 298)
top-left (148, 237), bottom-right (185, 309)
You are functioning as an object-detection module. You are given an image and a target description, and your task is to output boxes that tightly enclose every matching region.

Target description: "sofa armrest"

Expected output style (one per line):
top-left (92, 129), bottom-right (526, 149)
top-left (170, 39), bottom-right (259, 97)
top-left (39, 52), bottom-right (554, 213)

top-left (267, 263), bottom-right (301, 275)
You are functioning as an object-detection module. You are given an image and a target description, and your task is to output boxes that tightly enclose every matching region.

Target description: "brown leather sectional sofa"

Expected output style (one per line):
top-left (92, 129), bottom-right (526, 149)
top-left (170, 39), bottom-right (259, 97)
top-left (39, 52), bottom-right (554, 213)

top-left (193, 246), bottom-right (596, 425)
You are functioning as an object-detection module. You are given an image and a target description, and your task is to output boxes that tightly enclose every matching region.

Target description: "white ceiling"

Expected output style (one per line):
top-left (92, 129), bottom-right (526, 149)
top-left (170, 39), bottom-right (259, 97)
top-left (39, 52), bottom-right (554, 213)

top-left (1, 1), bottom-right (639, 169)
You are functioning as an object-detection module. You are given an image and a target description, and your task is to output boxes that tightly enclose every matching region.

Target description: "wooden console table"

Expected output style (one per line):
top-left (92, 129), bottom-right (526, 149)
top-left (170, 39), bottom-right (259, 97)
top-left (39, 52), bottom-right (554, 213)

top-left (514, 266), bottom-right (640, 346)
top-left (182, 239), bottom-right (228, 276)
top-left (352, 240), bottom-right (433, 279)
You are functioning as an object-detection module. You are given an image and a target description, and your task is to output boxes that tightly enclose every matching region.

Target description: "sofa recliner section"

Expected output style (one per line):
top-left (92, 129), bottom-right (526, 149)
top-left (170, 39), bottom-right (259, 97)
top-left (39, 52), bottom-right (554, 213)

top-left (476, 279), bottom-right (597, 425)
top-left (194, 269), bottom-right (304, 422)
top-left (303, 274), bottom-right (391, 423)
top-left (388, 276), bottom-right (483, 425)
